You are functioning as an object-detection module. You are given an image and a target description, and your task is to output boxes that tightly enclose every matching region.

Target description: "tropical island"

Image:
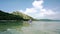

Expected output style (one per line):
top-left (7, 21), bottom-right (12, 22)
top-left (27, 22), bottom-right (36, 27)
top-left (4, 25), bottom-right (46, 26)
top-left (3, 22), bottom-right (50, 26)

top-left (0, 10), bottom-right (60, 21)
top-left (0, 10), bottom-right (34, 21)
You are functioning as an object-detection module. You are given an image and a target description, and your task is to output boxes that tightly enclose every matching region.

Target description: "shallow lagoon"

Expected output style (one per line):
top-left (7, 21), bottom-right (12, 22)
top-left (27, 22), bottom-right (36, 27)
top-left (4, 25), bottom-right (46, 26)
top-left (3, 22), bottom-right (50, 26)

top-left (0, 21), bottom-right (60, 34)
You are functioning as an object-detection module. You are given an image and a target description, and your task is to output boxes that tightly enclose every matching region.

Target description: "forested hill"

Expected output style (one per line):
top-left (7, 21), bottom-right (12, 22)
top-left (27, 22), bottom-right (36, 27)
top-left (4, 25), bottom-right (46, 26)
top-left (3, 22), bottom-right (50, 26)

top-left (0, 10), bottom-right (24, 20)
top-left (12, 11), bottom-right (34, 20)
top-left (0, 10), bottom-right (33, 20)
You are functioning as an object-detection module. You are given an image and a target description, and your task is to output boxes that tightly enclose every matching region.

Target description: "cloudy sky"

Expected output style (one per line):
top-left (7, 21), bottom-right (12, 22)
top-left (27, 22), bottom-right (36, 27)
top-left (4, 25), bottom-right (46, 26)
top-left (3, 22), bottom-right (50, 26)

top-left (0, 0), bottom-right (60, 20)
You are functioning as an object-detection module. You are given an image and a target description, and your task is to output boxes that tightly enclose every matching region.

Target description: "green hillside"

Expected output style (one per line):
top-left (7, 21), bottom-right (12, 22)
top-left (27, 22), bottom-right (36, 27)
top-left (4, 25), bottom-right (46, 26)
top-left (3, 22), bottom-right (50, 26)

top-left (12, 11), bottom-right (34, 21)
top-left (0, 10), bottom-right (33, 20)
top-left (0, 10), bottom-right (23, 20)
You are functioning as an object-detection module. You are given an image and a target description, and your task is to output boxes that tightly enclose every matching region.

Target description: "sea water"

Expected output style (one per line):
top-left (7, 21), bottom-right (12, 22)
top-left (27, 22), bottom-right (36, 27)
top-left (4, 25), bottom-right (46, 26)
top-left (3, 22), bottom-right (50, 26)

top-left (0, 21), bottom-right (60, 34)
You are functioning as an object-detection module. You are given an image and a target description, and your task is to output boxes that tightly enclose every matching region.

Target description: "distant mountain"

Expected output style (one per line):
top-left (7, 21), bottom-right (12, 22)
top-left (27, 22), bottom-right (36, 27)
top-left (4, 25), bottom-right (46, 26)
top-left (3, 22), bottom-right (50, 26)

top-left (34, 19), bottom-right (60, 21)
top-left (33, 19), bottom-right (53, 21)
top-left (12, 11), bottom-right (34, 20)
top-left (39, 19), bottom-right (52, 21)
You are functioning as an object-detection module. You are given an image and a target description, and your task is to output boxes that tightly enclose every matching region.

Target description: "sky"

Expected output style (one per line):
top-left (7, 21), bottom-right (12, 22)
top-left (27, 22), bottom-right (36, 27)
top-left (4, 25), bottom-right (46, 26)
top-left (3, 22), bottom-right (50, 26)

top-left (0, 0), bottom-right (60, 20)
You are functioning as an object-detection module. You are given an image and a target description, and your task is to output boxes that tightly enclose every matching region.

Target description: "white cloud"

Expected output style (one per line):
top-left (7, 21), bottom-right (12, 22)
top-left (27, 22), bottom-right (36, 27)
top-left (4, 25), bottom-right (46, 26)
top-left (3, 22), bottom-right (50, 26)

top-left (32, 0), bottom-right (43, 9)
top-left (24, 8), bottom-right (37, 14)
top-left (19, 0), bottom-right (60, 20)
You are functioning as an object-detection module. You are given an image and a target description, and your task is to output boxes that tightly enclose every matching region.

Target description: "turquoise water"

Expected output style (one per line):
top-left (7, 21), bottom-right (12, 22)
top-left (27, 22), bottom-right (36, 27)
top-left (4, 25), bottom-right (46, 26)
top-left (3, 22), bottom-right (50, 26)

top-left (0, 21), bottom-right (60, 34)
